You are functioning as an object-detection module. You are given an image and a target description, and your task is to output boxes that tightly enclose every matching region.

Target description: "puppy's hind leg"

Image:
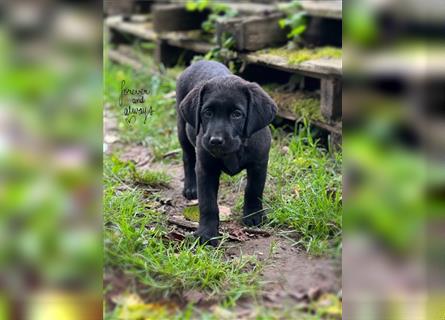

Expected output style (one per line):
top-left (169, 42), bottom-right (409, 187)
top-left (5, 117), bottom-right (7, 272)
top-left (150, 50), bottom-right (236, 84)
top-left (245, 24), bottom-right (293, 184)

top-left (177, 118), bottom-right (197, 200)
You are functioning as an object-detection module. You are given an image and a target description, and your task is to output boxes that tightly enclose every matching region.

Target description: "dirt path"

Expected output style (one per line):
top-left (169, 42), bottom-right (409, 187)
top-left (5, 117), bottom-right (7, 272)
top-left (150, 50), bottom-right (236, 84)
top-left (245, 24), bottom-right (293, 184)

top-left (104, 105), bottom-right (341, 314)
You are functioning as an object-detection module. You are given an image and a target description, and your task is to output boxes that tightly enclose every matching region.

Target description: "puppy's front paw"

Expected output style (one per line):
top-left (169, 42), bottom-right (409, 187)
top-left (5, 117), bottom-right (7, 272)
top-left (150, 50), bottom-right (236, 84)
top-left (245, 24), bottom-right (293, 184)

top-left (194, 226), bottom-right (219, 247)
top-left (183, 185), bottom-right (197, 200)
top-left (243, 209), bottom-right (265, 227)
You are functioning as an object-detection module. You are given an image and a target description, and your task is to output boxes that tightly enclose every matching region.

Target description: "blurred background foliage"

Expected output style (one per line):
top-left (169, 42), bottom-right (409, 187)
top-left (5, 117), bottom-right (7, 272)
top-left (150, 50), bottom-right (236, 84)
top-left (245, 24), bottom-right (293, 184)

top-left (343, 0), bottom-right (445, 318)
top-left (0, 1), bottom-right (102, 319)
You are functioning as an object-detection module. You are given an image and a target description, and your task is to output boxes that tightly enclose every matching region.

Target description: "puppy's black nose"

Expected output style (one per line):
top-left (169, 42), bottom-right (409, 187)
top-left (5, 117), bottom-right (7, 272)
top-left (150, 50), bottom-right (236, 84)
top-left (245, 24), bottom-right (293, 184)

top-left (209, 136), bottom-right (224, 146)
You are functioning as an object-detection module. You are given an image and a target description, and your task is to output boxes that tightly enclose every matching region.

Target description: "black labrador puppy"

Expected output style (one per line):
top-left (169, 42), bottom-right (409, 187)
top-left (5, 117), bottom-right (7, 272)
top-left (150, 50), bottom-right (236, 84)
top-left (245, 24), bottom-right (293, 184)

top-left (176, 60), bottom-right (277, 245)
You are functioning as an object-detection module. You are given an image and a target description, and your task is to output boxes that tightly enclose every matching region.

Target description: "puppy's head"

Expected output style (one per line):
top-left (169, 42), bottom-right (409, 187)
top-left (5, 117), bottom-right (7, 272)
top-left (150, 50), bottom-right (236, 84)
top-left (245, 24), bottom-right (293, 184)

top-left (179, 75), bottom-right (277, 158)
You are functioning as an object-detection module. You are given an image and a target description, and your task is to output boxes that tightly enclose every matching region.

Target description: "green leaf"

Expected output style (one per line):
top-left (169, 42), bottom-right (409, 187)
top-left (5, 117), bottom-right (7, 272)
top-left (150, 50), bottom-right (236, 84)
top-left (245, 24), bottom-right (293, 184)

top-left (185, 1), bottom-right (198, 11)
top-left (278, 19), bottom-right (287, 29)
top-left (213, 3), bottom-right (229, 13)
top-left (289, 12), bottom-right (306, 26)
top-left (197, 0), bottom-right (209, 11)
top-left (222, 36), bottom-right (235, 49)
top-left (289, 25), bottom-right (306, 38)
top-left (202, 20), bottom-right (213, 33)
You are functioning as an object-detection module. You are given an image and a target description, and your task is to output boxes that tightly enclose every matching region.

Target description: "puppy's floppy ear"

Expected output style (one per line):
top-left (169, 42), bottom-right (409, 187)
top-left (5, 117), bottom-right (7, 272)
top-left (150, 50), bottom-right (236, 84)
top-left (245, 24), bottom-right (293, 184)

top-left (244, 82), bottom-right (277, 138)
top-left (178, 82), bottom-right (206, 135)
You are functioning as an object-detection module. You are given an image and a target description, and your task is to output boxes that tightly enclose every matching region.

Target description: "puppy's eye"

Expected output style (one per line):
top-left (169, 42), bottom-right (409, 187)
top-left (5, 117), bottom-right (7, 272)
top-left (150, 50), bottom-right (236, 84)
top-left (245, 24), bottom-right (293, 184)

top-left (231, 110), bottom-right (243, 119)
top-left (203, 110), bottom-right (213, 118)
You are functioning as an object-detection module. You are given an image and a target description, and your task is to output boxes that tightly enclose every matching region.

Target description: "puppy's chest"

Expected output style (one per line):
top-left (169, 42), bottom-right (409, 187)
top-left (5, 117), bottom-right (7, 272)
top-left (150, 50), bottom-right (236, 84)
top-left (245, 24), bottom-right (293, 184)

top-left (220, 153), bottom-right (246, 176)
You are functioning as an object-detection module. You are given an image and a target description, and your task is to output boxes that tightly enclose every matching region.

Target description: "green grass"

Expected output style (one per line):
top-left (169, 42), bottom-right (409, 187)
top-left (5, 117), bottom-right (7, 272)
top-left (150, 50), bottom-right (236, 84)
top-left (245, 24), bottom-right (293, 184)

top-left (104, 155), bottom-right (262, 318)
top-left (218, 126), bottom-right (342, 256)
top-left (265, 126), bottom-right (342, 256)
top-left (104, 50), bottom-right (264, 315)
top-left (134, 169), bottom-right (171, 187)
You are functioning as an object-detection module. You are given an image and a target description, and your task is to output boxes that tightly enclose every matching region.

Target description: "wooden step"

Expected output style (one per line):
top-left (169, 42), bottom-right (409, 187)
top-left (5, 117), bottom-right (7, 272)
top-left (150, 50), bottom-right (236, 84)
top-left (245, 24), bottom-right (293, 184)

top-left (301, 1), bottom-right (342, 20)
top-left (216, 13), bottom-right (287, 51)
top-left (152, 4), bottom-right (209, 32)
top-left (160, 32), bottom-right (213, 54)
top-left (242, 50), bottom-right (342, 79)
top-left (108, 48), bottom-right (144, 70)
top-left (105, 15), bottom-right (157, 41)
top-left (230, 1), bottom-right (342, 19)
top-left (229, 3), bottom-right (277, 15)
top-left (106, 15), bottom-right (213, 54)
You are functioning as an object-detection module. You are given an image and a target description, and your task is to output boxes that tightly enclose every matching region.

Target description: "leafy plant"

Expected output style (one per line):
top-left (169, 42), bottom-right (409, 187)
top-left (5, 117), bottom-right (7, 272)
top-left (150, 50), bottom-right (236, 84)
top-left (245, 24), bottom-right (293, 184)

top-left (278, 0), bottom-right (308, 44)
top-left (186, 1), bottom-right (238, 71)
top-left (191, 33), bottom-right (238, 72)
top-left (202, 33), bottom-right (235, 60)
top-left (186, 0), bottom-right (238, 34)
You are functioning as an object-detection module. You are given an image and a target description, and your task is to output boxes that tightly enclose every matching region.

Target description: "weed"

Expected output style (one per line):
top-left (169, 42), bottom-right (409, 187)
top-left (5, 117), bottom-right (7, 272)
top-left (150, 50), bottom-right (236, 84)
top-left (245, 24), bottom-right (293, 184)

top-left (278, 0), bottom-right (307, 43)
top-left (186, 0), bottom-right (238, 34)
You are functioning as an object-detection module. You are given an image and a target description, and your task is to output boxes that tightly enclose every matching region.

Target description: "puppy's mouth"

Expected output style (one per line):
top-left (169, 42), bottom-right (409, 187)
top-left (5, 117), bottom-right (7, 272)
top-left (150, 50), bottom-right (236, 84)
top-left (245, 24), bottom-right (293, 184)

top-left (206, 146), bottom-right (231, 157)
top-left (203, 140), bottom-right (241, 158)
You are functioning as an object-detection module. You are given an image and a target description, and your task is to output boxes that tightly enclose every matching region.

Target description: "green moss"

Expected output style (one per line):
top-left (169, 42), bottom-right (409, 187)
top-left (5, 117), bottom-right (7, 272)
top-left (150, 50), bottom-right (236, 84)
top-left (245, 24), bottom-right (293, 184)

top-left (263, 85), bottom-right (322, 121)
top-left (134, 170), bottom-right (171, 187)
top-left (263, 46), bottom-right (342, 64)
top-left (292, 97), bottom-right (321, 120)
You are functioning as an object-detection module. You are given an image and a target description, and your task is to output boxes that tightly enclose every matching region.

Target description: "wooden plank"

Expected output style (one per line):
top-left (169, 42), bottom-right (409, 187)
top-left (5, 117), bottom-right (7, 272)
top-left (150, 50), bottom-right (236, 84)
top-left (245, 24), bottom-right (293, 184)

top-left (161, 32), bottom-right (214, 54)
top-left (301, 1), bottom-right (342, 20)
top-left (106, 16), bottom-right (212, 54)
top-left (216, 13), bottom-right (287, 51)
top-left (277, 109), bottom-right (341, 135)
top-left (108, 49), bottom-right (144, 70)
top-left (230, 1), bottom-right (341, 19)
top-left (105, 16), bottom-right (157, 41)
top-left (313, 120), bottom-right (342, 136)
top-left (229, 3), bottom-right (277, 15)
top-left (129, 14), bottom-right (151, 23)
top-left (321, 78), bottom-right (342, 122)
top-left (104, 0), bottom-right (134, 17)
top-left (152, 4), bottom-right (208, 32)
top-left (242, 51), bottom-right (342, 78)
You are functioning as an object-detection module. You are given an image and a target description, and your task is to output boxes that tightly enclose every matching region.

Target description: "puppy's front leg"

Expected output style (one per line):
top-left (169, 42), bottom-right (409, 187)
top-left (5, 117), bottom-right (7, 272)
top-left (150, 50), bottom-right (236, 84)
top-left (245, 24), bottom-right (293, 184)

top-left (195, 161), bottom-right (221, 246)
top-left (243, 161), bottom-right (268, 227)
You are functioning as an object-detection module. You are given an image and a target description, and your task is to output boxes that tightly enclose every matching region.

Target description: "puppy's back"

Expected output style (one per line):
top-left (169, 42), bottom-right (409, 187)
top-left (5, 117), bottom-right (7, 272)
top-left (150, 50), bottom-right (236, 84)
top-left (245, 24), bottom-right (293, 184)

top-left (176, 61), bottom-right (231, 103)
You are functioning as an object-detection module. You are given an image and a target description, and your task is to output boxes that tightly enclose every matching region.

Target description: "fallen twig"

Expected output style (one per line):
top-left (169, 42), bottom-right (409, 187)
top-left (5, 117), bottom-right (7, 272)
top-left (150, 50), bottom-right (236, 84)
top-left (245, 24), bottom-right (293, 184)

top-left (242, 228), bottom-right (271, 237)
top-left (164, 91), bottom-right (176, 99)
top-left (163, 149), bottom-right (181, 159)
top-left (167, 216), bottom-right (198, 230)
top-left (167, 216), bottom-right (243, 242)
top-left (168, 216), bottom-right (272, 238)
